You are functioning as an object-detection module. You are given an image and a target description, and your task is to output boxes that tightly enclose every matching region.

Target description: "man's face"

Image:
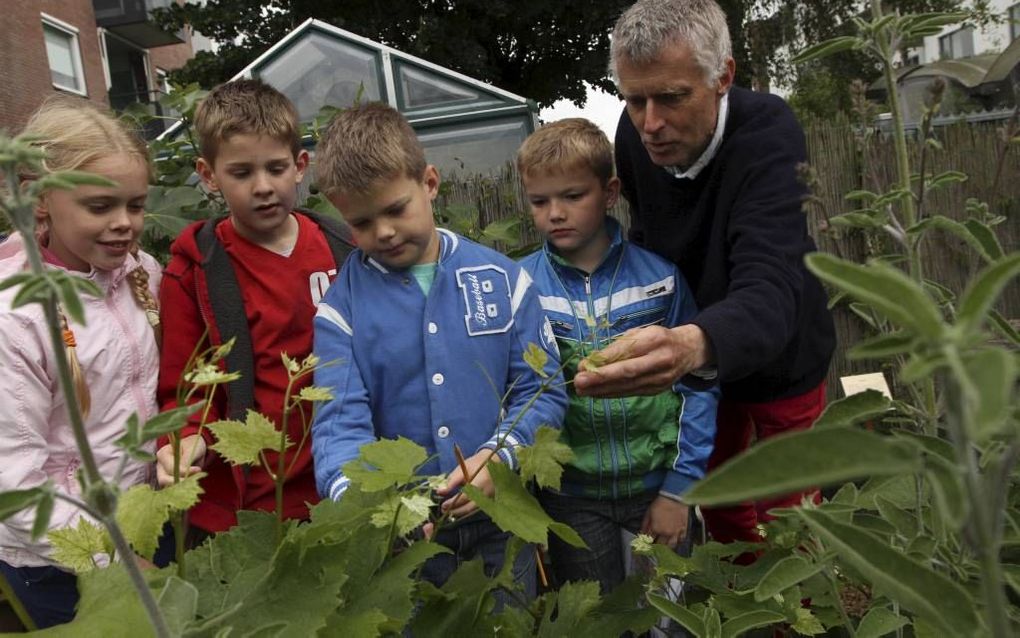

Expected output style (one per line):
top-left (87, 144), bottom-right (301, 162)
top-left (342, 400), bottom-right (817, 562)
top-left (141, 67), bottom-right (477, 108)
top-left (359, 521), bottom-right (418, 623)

top-left (616, 43), bottom-right (734, 169)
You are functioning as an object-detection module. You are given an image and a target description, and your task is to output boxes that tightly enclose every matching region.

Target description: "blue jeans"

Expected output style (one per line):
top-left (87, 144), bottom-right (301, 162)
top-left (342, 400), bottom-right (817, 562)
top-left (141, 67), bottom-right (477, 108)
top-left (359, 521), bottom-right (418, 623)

top-left (421, 514), bottom-right (536, 604)
top-left (539, 489), bottom-right (692, 595)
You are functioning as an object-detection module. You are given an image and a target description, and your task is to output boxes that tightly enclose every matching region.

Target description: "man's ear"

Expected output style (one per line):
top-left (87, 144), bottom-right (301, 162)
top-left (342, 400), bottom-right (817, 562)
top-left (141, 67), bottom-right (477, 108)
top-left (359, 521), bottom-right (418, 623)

top-left (605, 176), bottom-right (621, 208)
top-left (294, 149), bottom-right (311, 183)
top-left (195, 157), bottom-right (219, 191)
top-left (717, 57), bottom-right (736, 96)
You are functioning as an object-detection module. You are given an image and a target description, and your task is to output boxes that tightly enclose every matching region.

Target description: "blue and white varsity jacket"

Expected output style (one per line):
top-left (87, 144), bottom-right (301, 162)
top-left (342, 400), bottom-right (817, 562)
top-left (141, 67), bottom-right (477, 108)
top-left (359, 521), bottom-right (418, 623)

top-left (519, 218), bottom-right (718, 500)
top-left (311, 228), bottom-right (568, 500)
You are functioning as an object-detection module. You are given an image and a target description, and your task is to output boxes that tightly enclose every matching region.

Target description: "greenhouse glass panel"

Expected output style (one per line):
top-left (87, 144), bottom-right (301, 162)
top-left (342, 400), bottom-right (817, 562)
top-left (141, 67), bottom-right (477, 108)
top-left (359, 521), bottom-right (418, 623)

top-left (418, 118), bottom-right (530, 177)
top-left (400, 65), bottom-right (482, 108)
top-left (257, 31), bottom-right (383, 121)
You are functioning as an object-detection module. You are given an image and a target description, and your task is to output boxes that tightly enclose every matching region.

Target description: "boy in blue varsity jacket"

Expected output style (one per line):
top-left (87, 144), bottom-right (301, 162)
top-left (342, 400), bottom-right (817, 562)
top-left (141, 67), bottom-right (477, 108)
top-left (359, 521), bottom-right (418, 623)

top-left (517, 119), bottom-right (718, 594)
top-left (310, 103), bottom-right (567, 597)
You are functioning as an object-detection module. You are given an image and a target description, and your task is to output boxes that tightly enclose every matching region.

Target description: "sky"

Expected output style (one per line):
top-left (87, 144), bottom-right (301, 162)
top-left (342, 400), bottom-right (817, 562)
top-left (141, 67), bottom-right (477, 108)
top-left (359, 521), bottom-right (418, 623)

top-left (538, 83), bottom-right (625, 141)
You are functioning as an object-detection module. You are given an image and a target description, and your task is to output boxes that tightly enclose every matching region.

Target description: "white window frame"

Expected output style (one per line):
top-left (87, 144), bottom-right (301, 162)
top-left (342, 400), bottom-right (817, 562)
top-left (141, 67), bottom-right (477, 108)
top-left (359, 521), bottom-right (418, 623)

top-left (41, 12), bottom-right (87, 96)
top-left (938, 26), bottom-right (974, 60)
top-left (1009, 3), bottom-right (1020, 42)
top-left (98, 28), bottom-right (154, 101)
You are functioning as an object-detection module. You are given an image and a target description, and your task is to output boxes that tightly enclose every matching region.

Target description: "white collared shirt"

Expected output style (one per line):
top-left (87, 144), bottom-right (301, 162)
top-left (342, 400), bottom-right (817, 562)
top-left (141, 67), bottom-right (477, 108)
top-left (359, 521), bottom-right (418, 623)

top-left (665, 92), bottom-right (730, 181)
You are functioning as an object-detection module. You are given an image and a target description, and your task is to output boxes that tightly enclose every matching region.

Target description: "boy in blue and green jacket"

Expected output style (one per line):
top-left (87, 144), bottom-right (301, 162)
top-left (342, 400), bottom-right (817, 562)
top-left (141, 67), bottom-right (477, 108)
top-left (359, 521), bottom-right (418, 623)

top-left (517, 118), bottom-right (718, 594)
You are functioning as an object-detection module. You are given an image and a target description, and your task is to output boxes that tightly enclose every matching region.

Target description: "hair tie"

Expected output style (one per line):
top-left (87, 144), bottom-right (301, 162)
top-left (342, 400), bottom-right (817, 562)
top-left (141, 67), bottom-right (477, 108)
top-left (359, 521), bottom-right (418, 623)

top-left (63, 328), bottom-right (77, 348)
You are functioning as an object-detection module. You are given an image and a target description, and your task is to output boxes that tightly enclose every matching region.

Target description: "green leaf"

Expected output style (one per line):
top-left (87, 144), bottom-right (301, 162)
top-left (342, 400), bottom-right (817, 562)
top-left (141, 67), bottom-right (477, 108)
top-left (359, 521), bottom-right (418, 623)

top-left (988, 310), bottom-right (1020, 346)
top-left (369, 492), bottom-right (433, 537)
top-left (844, 190), bottom-right (878, 203)
top-left (796, 508), bottom-right (980, 636)
top-left (480, 217), bottom-right (522, 245)
top-left (0, 487), bottom-right (47, 521)
top-left (647, 593), bottom-right (705, 636)
top-left (536, 580), bottom-right (601, 636)
top-left (805, 254), bottom-right (944, 340)
top-left (790, 607), bottom-right (826, 636)
top-left (208, 410), bottom-right (286, 466)
top-left (48, 518), bottom-right (107, 572)
top-left (857, 606), bottom-right (910, 638)
top-left (117, 473), bottom-right (204, 559)
top-left (956, 254), bottom-right (1020, 336)
top-left (297, 385), bottom-right (333, 402)
top-left (961, 219), bottom-right (1004, 260)
top-left (908, 216), bottom-right (1000, 264)
top-left (813, 390), bottom-right (891, 429)
top-left (31, 490), bottom-right (54, 541)
top-left (792, 36), bottom-right (861, 64)
top-left (900, 352), bottom-right (947, 383)
top-left (722, 610), bottom-right (788, 638)
top-left (925, 170), bottom-right (967, 190)
top-left (157, 576), bottom-right (199, 636)
top-left (848, 331), bottom-right (915, 359)
top-left (684, 428), bottom-right (920, 506)
top-left (142, 404), bottom-right (201, 442)
top-left (961, 348), bottom-right (1016, 443)
top-left (829, 211), bottom-right (887, 229)
top-left (753, 555), bottom-right (825, 602)
top-left (523, 342), bottom-right (549, 378)
top-left (518, 425), bottom-right (574, 490)
top-left (462, 462), bottom-right (585, 547)
top-left (875, 495), bottom-right (918, 538)
top-left (343, 437), bottom-right (428, 492)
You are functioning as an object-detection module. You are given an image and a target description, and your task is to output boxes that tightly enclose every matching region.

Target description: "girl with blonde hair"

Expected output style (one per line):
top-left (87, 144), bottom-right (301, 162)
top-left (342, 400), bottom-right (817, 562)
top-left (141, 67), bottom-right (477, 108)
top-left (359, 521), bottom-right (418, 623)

top-left (0, 96), bottom-right (163, 628)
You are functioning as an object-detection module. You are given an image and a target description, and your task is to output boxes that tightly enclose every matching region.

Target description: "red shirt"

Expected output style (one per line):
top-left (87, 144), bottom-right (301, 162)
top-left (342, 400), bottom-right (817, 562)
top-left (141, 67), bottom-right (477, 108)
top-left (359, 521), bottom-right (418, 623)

top-left (158, 213), bottom-right (339, 532)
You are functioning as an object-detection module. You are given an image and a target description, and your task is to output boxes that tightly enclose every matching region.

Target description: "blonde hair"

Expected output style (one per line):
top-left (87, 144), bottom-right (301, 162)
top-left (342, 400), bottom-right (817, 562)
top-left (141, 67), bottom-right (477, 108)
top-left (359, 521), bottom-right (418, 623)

top-left (21, 96), bottom-right (160, 417)
top-left (517, 118), bottom-right (614, 185)
top-left (194, 79), bottom-right (302, 164)
top-left (314, 102), bottom-right (427, 196)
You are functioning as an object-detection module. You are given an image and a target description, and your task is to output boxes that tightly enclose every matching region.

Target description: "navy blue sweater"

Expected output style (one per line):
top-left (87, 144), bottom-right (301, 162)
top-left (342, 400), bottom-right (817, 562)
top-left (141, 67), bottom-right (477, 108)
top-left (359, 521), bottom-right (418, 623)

top-left (615, 86), bottom-right (835, 403)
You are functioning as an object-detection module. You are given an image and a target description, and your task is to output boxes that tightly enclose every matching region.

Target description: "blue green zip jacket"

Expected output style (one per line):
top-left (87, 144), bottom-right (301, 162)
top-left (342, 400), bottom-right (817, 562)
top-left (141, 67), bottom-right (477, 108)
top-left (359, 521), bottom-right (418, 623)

top-left (311, 229), bottom-right (567, 500)
top-left (519, 219), bottom-right (717, 500)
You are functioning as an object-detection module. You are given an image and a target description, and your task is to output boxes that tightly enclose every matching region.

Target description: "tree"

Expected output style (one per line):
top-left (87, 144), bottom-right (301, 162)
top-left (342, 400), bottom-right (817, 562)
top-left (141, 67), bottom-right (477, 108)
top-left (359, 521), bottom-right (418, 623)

top-left (154, 0), bottom-right (633, 108)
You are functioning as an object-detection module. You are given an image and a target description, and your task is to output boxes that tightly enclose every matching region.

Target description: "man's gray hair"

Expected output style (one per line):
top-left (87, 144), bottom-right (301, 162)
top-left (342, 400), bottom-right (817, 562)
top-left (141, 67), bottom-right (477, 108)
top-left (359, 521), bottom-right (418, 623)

top-left (610, 0), bottom-right (732, 87)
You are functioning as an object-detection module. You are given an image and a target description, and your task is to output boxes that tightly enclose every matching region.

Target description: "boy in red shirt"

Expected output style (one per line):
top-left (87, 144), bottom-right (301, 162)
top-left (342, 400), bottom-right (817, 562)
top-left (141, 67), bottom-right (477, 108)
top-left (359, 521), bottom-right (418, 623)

top-left (155, 79), bottom-right (353, 536)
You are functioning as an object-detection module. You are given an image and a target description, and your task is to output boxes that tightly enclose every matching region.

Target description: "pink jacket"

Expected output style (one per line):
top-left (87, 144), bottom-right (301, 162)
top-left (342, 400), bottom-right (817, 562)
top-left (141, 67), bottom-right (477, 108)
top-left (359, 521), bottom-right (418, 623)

top-left (0, 233), bottom-right (161, 567)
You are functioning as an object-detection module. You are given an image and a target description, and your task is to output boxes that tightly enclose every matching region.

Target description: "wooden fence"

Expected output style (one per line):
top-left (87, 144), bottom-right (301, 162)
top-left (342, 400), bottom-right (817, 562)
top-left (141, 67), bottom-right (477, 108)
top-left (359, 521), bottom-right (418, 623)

top-left (437, 113), bottom-right (1020, 396)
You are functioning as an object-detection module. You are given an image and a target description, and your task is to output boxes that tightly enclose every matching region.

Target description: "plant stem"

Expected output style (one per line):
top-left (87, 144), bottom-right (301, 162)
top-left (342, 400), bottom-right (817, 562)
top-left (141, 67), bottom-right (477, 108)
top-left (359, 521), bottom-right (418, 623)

top-left (941, 356), bottom-right (1011, 636)
top-left (105, 519), bottom-right (171, 638)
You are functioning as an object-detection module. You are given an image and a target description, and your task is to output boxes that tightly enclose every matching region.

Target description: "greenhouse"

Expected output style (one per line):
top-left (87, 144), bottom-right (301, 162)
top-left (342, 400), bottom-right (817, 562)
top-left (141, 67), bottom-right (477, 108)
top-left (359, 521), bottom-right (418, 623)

top-left (176, 17), bottom-right (538, 177)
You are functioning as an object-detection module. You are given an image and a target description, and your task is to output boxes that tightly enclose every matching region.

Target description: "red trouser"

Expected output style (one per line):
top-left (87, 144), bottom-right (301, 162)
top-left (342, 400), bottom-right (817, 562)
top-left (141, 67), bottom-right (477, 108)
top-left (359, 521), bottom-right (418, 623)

top-left (701, 381), bottom-right (827, 544)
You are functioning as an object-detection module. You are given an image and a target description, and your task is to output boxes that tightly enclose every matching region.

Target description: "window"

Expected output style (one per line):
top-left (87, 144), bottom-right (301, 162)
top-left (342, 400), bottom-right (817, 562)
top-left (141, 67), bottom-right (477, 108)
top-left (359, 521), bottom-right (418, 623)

top-left (1010, 4), bottom-right (1020, 42)
top-left (41, 14), bottom-right (86, 95)
top-left (938, 26), bottom-right (974, 60)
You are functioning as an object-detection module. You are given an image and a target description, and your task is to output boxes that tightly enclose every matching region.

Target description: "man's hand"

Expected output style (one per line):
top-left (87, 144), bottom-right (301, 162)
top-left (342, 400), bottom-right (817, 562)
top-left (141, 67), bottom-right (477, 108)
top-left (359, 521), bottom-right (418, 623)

top-left (435, 450), bottom-right (501, 519)
top-left (641, 497), bottom-right (690, 548)
top-left (574, 324), bottom-right (711, 398)
top-left (155, 434), bottom-right (207, 487)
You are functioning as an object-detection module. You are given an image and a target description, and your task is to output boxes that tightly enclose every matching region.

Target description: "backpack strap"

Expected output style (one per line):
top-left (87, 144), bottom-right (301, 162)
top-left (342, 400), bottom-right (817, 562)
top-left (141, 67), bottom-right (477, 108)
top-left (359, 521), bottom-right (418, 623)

top-left (296, 207), bottom-right (356, 267)
top-left (195, 217), bottom-right (256, 421)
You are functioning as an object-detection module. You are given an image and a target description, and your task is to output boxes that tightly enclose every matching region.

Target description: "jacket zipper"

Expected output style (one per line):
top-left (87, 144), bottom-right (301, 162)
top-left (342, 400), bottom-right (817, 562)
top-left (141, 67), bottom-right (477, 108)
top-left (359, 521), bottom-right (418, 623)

top-left (583, 274), bottom-right (619, 499)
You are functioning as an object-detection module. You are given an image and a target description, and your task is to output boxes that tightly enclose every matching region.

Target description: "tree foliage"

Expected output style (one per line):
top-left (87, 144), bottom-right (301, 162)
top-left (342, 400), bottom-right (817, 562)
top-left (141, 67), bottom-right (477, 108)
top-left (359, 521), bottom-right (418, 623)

top-left (154, 0), bottom-right (633, 107)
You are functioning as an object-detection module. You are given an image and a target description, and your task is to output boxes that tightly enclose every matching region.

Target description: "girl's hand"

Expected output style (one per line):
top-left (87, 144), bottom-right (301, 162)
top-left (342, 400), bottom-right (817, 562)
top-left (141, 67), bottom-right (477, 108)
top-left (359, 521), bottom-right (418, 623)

top-left (155, 434), bottom-right (206, 487)
top-left (436, 450), bottom-right (501, 520)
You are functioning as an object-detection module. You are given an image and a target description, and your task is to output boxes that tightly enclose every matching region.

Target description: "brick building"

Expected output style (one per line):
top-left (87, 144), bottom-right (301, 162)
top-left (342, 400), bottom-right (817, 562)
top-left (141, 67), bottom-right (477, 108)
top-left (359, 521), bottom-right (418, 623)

top-left (0, 0), bottom-right (201, 137)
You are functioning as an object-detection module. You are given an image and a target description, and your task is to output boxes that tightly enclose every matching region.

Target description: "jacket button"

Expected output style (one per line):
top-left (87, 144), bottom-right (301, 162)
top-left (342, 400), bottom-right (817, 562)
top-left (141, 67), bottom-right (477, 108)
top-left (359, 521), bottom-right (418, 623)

top-left (428, 322), bottom-right (438, 334)
top-left (437, 426), bottom-right (450, 438)
top-left (432, 373), bottom-right (444, 385)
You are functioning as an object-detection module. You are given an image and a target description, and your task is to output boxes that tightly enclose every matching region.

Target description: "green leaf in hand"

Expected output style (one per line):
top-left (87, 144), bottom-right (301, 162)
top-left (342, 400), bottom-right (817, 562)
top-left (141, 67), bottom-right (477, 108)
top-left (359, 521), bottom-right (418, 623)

top-left (209, 410), bottom-right (287, 466)
top-left (49, 518), bottom-right (109, 572)
top-left (117, 473), bottom-right (204, 559)
top-left (518, 425), bottom-right (574, 490)
top-left (343, 437), bottom-right (428, 492)
top-left (523, 342), bottom-right (549, 378)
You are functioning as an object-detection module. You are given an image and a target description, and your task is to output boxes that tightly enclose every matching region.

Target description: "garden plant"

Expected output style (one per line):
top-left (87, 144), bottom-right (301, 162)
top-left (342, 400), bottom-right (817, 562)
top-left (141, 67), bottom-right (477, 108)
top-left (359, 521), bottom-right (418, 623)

top-left (1, 1), bottom-right (1018, 634)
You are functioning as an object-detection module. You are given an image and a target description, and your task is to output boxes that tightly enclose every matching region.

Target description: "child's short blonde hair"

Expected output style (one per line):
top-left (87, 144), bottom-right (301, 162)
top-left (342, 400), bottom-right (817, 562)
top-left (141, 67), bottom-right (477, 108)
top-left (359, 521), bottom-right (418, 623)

top-left (194, 79), bottom-right (302, 164)
top-left (516, 118), bottom-right (614, 185)
top-left (314, 102), bottom-right (427, 196)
